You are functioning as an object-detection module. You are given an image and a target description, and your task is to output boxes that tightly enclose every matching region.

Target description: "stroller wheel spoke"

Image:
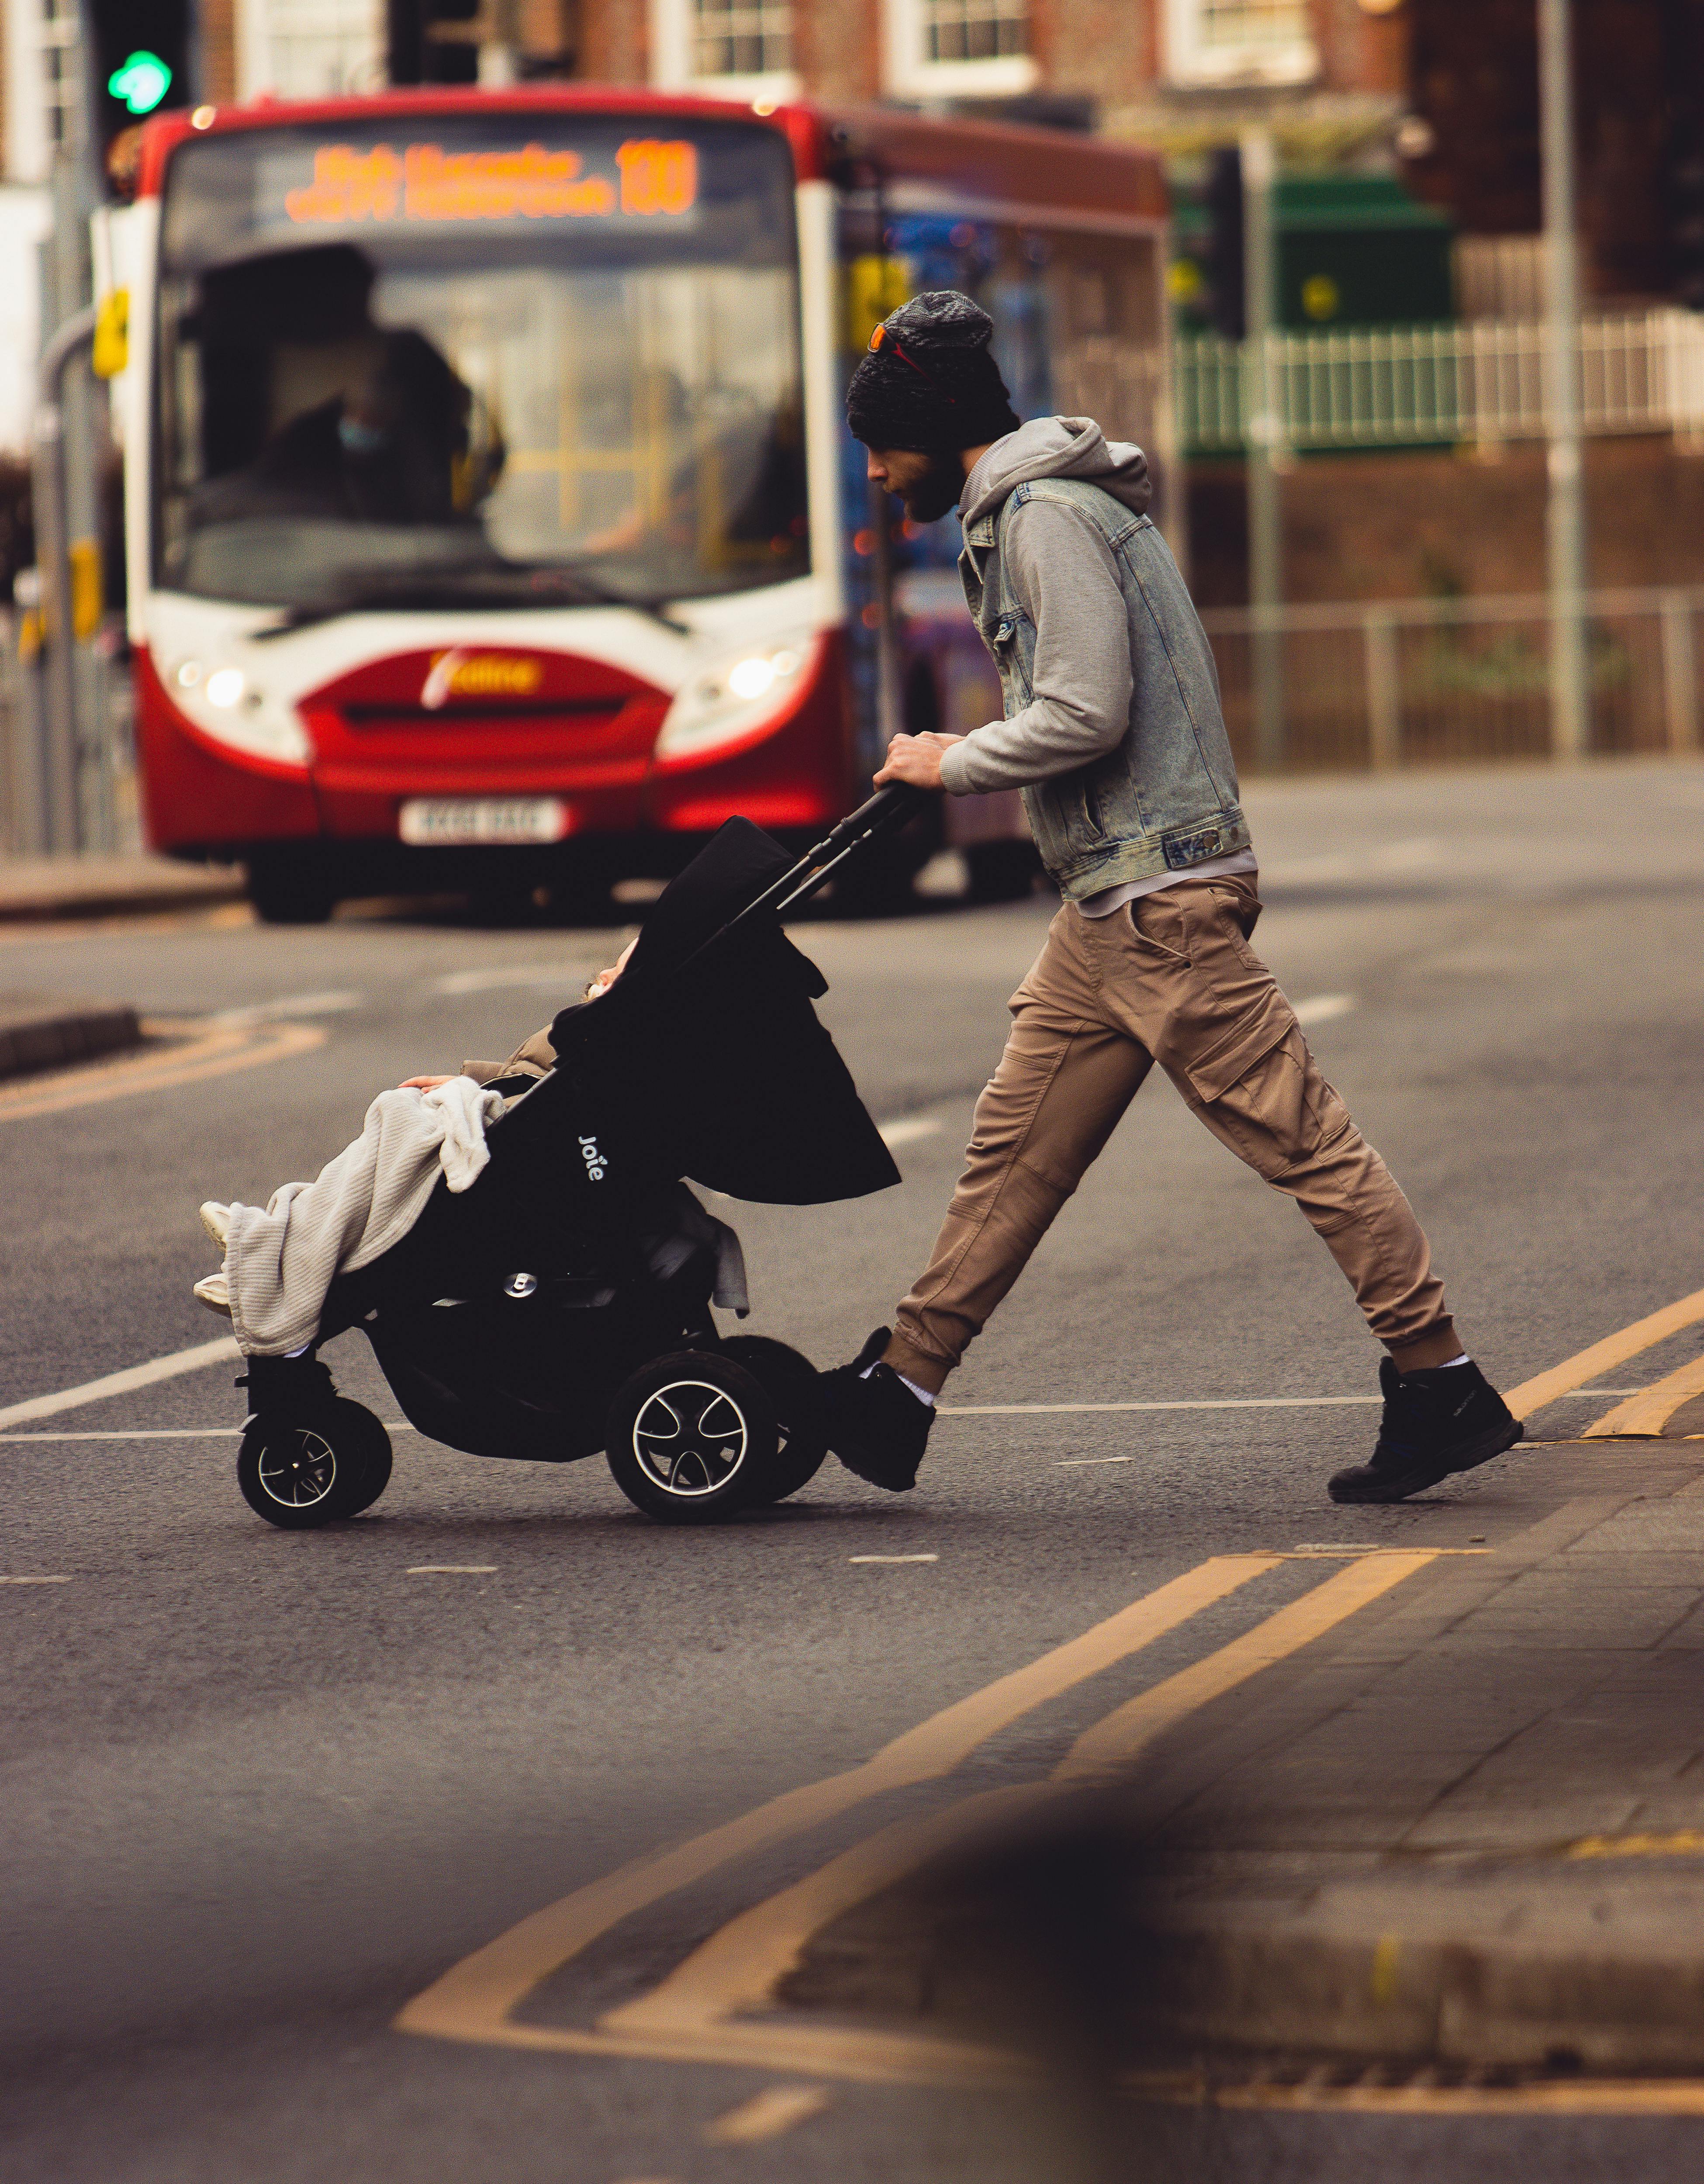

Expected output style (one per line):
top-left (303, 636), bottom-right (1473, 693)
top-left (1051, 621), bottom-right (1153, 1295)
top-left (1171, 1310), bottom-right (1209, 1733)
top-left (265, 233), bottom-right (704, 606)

top-left (255, 1427), bottom-right (337, 1510)
top-left (630, 1379), bottom-right (750, 1498)
top-left (606, 1353), bottom-right (779, 1524)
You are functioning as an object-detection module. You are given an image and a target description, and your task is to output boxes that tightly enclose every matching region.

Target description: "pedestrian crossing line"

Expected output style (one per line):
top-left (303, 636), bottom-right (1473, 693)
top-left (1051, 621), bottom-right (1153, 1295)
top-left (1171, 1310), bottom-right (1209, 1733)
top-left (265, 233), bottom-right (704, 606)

top-left (0, 1015), bottom-right (325, 1123)
top-left (1581, 1351), bottom-right (1704, 1439)
top-left (598, 1555), bottom-right (1435, 2064)
top-left (1506, 1284), bottom-right (1704, 1421)
top-left (394, 1554), bottom-right (1280, 2060)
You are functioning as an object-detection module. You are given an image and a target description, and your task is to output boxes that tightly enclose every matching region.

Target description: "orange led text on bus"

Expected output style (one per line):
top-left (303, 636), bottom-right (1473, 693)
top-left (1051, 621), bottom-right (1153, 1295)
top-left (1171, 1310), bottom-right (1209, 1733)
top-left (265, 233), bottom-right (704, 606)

top-left (283, 138), bottom-right (698, 225)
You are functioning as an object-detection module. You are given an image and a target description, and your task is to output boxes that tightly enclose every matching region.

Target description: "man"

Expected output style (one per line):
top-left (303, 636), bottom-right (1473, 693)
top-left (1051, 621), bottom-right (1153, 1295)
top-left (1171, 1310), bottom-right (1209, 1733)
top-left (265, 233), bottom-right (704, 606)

top-left (819, 290), bottom-right (1522, 1507)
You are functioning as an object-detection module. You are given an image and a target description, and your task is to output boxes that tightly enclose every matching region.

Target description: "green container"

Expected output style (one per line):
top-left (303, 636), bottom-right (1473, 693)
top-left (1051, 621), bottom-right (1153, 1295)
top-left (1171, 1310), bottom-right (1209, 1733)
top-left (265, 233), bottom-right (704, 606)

top-left (1168, 169), bottom-right (1455, 334)
top-left (1274, 174), bottom-right (1454, 329)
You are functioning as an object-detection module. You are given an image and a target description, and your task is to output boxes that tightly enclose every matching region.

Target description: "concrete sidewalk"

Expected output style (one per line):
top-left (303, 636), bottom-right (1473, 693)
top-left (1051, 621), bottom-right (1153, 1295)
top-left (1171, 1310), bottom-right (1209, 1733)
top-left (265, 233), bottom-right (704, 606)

top-left (0, 852), bottom-right (245, 923)
top-left (786, 1428), bottom-right (1704, 2083)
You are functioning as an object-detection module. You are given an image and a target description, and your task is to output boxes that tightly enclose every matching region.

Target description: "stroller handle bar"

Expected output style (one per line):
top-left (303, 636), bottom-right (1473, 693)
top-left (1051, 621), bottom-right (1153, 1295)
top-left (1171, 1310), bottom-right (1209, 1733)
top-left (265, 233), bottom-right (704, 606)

top-left (758, 781), bottom-right (932, 922)
top-left (675, 782), bottom-right (934, 977)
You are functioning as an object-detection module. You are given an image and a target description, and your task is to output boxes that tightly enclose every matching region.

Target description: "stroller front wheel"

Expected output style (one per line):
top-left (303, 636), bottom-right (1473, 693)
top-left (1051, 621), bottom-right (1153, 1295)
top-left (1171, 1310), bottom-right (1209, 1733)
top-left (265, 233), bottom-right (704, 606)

top-left (237, 1401), bottom-right (392, 1529)
top-left (605, 1353), bottom-right (777, 1524)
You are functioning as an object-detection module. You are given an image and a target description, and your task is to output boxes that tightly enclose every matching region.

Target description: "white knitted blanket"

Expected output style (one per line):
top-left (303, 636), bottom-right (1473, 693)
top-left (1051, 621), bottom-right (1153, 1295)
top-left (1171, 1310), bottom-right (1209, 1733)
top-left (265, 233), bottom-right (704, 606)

top-left (224, 1077), bottom-right (505, 1356)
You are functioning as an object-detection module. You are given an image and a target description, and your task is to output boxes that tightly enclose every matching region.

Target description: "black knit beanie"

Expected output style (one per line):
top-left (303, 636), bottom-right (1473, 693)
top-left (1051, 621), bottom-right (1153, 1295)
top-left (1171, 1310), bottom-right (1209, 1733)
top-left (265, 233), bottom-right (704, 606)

top-left (846, 290), bottom-right (1022, 453)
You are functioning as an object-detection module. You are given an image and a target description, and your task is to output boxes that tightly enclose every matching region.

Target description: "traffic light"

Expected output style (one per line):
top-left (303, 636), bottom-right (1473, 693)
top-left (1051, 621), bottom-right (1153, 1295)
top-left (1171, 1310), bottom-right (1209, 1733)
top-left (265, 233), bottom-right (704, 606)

top-left (1204, 145), bottom-right (1246, 342)
top-left (88, 0), bottom-right (193, 176)
top-left (387, 0), bottom-right (482, 86)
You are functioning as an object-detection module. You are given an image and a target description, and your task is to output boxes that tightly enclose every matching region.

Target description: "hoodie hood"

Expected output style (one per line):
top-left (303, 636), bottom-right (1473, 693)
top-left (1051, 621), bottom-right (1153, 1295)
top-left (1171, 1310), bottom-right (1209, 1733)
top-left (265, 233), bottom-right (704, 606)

top-left (960, 415), bottom-right (1151, 529)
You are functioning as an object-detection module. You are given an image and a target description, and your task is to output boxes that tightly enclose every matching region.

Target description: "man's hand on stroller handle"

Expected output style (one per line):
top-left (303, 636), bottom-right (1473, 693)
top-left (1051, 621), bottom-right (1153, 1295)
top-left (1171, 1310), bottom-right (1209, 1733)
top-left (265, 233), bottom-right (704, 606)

top-left (874, 732), bottom-right (964, 791)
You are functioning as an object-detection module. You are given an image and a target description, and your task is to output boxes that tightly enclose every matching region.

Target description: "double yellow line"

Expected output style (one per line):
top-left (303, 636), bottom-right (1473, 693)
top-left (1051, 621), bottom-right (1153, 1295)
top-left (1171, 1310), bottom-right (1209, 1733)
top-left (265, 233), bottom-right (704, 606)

top-left (397, 1283), bottom-right (1704, 2094)
top-left (399, 1552), bottom-right (1433, 2084)
top-left (0, 1015), bottom-right (325, 1123)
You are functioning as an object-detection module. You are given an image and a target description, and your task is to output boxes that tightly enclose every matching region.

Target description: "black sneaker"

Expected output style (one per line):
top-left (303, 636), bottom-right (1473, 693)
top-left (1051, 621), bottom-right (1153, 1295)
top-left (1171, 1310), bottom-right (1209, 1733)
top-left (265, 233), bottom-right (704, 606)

top-left (819, 1327), bottom-right (934, 1492)
top-left (1328, 1357), bottom-right (1523, 1504)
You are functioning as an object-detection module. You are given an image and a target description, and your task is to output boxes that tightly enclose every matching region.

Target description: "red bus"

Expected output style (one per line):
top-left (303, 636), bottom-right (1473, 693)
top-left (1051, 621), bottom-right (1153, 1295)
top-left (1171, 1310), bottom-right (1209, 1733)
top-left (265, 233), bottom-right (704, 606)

top-left (123, 90), bottom-right (1171, 921)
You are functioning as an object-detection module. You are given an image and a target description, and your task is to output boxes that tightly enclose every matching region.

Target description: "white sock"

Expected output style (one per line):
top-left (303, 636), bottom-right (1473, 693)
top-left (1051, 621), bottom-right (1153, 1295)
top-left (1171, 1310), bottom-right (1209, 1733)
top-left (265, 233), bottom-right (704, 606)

top-left (1437, 1353), bottom-right (1472, 1368)
top-left (285, 1343), bottom-right (311, 1358)
top-left (860, 1360), bottom-right (937, 1407)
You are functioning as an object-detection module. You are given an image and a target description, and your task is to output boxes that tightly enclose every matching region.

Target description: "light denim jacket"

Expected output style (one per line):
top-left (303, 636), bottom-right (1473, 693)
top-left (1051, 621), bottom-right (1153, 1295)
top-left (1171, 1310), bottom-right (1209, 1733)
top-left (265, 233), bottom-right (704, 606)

top-left (958, 475), bottom-right (1251, 901)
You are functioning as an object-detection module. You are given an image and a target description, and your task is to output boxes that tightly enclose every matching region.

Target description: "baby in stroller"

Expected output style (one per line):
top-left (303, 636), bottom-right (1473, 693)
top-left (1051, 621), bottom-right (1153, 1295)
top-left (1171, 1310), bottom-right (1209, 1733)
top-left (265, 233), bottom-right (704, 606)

top-left (201, 812), bottom-right (904, 1532)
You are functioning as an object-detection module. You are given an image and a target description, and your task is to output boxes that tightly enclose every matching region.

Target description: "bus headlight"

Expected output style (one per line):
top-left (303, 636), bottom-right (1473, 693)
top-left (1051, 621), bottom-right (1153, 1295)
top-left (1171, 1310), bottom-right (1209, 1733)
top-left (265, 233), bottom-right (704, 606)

top-left (166, 655), bottom-right (312, 767)
top-left (655, 632), bottom-right (817, 764)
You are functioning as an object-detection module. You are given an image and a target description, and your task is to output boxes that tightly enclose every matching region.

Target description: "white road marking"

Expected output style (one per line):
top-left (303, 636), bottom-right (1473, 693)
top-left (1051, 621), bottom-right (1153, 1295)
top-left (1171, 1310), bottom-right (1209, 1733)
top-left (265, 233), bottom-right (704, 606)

top-left (0, 1335), bottom-right (239, 1430)
top-left (408, 1565), bottom-right (498, 1575)
top-left (430, 964), bottom-right (586, 995)
top-left (0, 1425), bottom-right (420, 1441)
top-left (703, 2083), bottom-right (833, 2144)
top-left (1055, 1456), bottom-right (1135, 1466)
top-left (877, 1116), bottom-right (942, 1148)
top-left (0, 1575), bottom-right (71, 1585)
top-left (1293, 992), bottom-right (1356, 1026)
top-left (214, 990), bottom-right (363, 1024)
top-left (849, 1553), bottom-right (938, 1565)
top-left (941, 1396), bottom-right (1380, 1415)
top-left (0, 1429), bottom-right (243, 1441)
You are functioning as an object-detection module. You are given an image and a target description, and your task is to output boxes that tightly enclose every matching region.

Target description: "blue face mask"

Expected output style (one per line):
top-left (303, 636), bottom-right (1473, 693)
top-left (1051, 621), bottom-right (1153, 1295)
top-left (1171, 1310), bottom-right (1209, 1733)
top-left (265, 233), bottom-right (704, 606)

top-left (339, 415), bottom-right (390, 456)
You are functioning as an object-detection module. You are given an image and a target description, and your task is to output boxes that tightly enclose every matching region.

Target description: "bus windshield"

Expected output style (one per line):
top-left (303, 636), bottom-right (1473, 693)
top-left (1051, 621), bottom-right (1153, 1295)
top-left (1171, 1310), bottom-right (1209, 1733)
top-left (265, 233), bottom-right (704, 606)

top-left (155, 117), bottom-right (808, 615)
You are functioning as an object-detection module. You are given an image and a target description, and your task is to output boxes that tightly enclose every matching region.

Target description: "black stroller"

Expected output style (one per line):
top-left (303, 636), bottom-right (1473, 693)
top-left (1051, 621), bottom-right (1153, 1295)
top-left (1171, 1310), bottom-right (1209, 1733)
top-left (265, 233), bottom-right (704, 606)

top-left (231, 786), bottom-right (923, 1530)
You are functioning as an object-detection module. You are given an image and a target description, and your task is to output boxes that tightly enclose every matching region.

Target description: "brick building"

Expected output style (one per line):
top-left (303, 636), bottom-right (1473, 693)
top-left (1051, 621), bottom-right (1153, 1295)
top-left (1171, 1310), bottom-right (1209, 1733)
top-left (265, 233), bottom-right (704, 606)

top-left (3, 0), bottom-right (1704, 593)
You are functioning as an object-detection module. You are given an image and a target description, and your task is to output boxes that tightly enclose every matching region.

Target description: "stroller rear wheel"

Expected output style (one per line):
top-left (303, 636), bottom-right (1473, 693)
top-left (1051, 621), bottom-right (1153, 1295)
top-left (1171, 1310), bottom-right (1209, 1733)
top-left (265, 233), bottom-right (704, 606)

top-left (720, 1337), bottom-right (828, 1504)
top-left (605, 1352), bottom-right (777, 1524)
top-left (237, 1401), bottom-right (393, 1529)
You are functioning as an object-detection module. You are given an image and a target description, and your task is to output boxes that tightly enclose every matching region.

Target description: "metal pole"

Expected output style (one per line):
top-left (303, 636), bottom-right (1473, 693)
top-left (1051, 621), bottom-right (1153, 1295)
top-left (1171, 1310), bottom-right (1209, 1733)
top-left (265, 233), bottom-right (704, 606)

top-left (1660, 588), bottom-right (1699, 753)
top-left (32, 307), bottom-right (97, 853)
top-left (1540, 0), bottom-right (1590, 759)
top-left (1363, 612), bottom-right (1402, 771)
top-left (1241, 127), bottom-right (1284, 770)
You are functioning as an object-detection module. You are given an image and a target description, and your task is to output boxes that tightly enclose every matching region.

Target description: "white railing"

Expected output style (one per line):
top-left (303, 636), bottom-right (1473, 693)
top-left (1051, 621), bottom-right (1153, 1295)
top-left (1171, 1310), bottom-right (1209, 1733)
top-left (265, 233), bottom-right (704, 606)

top-left (1178, 310), bottom-right (1704, 453)
top-left (1197, 584), bottom-right (1704, 773)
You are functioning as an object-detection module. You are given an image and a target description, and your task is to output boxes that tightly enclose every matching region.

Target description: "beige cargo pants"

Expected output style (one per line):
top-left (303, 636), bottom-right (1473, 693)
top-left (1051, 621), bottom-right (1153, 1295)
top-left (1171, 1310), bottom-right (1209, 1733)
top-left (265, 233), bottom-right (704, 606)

top-left (884, 874), bottom-right (1459, 1393)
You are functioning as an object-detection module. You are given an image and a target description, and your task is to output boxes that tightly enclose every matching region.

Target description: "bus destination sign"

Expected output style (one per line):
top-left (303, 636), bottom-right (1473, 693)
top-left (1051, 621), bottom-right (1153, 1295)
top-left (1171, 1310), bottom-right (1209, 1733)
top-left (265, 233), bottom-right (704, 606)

top-left (283, 137), bottom-right (699, 228)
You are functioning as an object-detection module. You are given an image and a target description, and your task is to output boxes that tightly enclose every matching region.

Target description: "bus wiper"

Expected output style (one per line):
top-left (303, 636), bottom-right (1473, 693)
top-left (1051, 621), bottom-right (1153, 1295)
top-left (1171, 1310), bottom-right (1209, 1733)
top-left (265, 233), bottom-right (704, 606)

top-left (252, 566), bottom-right (688, 639)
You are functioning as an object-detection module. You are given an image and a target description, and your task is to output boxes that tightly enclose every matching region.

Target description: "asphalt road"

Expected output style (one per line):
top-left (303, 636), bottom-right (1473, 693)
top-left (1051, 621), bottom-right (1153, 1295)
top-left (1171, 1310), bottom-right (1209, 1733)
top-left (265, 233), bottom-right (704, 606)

top-left (3, 757), bottom-right (1703, 2184)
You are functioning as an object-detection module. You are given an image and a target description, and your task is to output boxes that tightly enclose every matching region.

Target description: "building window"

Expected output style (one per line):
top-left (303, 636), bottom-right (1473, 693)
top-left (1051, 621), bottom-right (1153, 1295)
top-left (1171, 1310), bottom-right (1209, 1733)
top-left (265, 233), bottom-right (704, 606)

top-left (238, 0), bottom-right (386, 101)
top-left (1165, 0), bottom-right (1317, 86)
top-left (650, 0), bottom-right (798, 97)
top-left (926, 0), bottom-right (1028, 65)
top-left (884, 0), bottom-right (1037, 96)
top-left (691, 0), bottom-right (793, 78)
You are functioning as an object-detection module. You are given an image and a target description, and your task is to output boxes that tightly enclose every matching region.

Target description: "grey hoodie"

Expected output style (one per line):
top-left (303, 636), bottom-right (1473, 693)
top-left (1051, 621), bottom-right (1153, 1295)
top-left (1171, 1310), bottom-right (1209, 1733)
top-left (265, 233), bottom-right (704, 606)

top-left (938, 417), bottom-right (1154, 799)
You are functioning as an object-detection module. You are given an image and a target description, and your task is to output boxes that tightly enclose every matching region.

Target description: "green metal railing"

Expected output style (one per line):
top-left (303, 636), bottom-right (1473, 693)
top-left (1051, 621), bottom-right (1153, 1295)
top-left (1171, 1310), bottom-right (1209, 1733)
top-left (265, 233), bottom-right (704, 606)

top-left (1177, 309), bottom-right (1704, 455)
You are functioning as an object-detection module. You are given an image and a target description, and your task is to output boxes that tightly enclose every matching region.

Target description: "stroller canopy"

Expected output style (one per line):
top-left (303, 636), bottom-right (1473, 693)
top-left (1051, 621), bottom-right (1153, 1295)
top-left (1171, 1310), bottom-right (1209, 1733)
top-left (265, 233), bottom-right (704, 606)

top-left (549, 818), bottom-right (901, 1207)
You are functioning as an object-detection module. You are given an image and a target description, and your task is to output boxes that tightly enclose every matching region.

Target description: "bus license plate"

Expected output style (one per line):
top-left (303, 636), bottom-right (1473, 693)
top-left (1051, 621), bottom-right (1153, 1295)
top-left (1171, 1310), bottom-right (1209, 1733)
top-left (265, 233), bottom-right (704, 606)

top-left (398, 798), bottom-right (571, 846)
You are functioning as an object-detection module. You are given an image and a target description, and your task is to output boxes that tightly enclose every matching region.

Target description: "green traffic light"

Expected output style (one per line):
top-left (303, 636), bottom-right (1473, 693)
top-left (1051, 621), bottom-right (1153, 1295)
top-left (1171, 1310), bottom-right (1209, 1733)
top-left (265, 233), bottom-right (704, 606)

top-left (108, 50), bottom-right (173, 116)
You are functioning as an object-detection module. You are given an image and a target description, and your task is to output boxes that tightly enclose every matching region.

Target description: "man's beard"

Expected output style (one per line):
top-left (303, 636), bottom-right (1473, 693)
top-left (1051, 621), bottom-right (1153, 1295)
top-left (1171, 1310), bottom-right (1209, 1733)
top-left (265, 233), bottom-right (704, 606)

top-left (900, 451), bottom-right (964, 525)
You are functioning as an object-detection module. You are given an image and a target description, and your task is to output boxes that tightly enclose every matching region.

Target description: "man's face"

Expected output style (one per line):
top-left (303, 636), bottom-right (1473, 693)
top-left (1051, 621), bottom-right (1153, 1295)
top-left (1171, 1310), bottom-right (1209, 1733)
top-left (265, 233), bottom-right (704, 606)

top-left (864, 446), bottom-right (963, 525)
